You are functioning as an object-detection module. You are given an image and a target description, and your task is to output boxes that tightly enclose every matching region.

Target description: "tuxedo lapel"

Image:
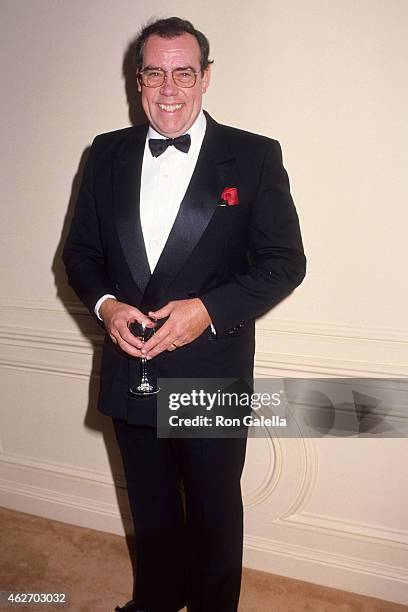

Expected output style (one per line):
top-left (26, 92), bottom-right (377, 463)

top-left (142, 114), bottom-right (237, 309)
top-left (112, 126), bottom-right (151, 294)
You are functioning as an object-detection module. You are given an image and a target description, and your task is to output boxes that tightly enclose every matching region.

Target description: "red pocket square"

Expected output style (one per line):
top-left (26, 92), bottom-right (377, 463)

top-left (220, 187), bottom-right (239, 206)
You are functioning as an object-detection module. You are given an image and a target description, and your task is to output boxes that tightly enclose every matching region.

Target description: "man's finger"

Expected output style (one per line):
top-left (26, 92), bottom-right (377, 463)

top-left (142, 324), bottom-right (172, 354)
top-left (121, 325), bottom-right (144, 349)
top-left (130, 310), bottom-right (155, 327)
top-left (113, 333), bottom-right (144, 358)
top-left (145, 336), bottom-right (178, 359)
top-left (148, 303), bottom-right (172, 320)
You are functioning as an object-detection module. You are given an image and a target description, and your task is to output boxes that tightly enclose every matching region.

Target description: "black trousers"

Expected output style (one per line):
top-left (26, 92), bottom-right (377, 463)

top-left (113, 419), bottom-right (248, 612)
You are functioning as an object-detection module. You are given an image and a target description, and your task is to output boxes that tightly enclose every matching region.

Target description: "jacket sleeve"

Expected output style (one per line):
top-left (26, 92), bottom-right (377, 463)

top-left (62, 138), bottom-right (115, 316)
top-left (200, 140), bottom-right (306, 334)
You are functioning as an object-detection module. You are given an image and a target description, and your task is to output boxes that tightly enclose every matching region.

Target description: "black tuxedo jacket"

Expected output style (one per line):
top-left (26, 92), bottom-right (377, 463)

top-left (63, 112), bottom-right (306, 425)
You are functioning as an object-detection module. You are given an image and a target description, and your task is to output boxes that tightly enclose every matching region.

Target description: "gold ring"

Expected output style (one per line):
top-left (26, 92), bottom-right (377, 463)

top-left (170, 342), bottom-right (178, 350)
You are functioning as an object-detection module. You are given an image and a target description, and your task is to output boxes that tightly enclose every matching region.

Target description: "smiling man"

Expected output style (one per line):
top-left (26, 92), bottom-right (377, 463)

top-left (63, 16), bottom-right (306, 612)
top-left (139, 33), bottom-right (211, 138)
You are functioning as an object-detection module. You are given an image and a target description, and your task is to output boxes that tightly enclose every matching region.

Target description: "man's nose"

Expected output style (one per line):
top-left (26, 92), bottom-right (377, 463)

top-left (159, 71), bottom-right (178, 96)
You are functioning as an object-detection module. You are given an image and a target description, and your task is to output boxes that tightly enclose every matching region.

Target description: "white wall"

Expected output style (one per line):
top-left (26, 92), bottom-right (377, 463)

top-left (0, 0), bottom-right (407, 605)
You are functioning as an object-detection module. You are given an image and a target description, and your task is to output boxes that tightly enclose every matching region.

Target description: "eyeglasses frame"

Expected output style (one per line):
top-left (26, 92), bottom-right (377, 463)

top-left (137, 67), bottom-right (201, 88)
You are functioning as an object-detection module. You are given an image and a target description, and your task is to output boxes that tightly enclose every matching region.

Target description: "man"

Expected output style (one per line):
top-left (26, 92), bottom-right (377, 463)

top-left (63, 17), bottom-right (305, 612)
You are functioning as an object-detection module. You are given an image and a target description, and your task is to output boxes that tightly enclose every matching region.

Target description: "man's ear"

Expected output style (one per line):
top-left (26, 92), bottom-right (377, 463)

top-left (136, 73), bottom-right (142, 93)
top-left (201, 65), bottom-right (211, 94)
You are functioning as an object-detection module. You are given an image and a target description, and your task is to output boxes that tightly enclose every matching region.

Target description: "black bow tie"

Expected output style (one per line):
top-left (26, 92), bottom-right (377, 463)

top-left (148, 133), bottom-right (191, 157)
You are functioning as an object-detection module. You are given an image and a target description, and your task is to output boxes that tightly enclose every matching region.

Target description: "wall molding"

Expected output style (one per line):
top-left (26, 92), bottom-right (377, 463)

top-left (243, 533), bottom-right (408, 604)
top-left (0, 297), bottom-right (407, 378)
top-left (279, 437), bottom-right (319, 518)
top-left (1, 320), bottom-right (407, 378)
top-left (0, 324), bottom-right (101, 353)
top-left (254, 352), bottom-right (408, 377)
top-left (0, 451), bottom-right (116, 486)
top-left (0, 354), bottom-right (97, 380)
top-left (0, 297), bottom-right (88, 316)
top-left (1, 454), bottom-right (406, 571)
top-left (242, 435), bottom-right (283, 509)
top-left (257, 317), bottom-right (408, 344)
top-left (1, 297), bottom-right (407, 345)
top-left (1, 346), bottom-right (406, 384)
top-left (244, 533), bottom-right (408, 581)
top-left (279, 511), bottom-right (408, 548)
top-left (3, 451), bottom-right (406, 548)
top-left (0, 452), bottom-right (131, 535)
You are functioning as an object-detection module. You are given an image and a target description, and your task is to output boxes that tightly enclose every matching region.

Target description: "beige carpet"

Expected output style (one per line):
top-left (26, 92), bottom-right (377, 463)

top-left (0, 508), bottom-right (405, 611)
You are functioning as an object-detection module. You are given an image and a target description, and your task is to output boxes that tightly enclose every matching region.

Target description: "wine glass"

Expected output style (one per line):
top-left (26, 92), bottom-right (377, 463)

top-left (129, 321), bottom-right (160, 396)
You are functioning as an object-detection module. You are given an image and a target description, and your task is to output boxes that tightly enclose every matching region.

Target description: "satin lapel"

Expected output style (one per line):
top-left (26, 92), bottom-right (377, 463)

top-left (142, 115), bottom-right (236, 309)
top-left (112, 126), bottom-right (151, 294)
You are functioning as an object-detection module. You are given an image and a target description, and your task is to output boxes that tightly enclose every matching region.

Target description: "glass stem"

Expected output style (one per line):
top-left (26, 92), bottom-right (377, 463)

top-left (140, 357), bottom-right (149, 385)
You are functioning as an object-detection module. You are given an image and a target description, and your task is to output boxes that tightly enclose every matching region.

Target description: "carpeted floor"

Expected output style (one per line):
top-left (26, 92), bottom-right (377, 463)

top-left (0, 508), bottom-right (405, 611)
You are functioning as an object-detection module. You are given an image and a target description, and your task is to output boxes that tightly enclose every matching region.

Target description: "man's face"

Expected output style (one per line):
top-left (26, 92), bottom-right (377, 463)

top-left (138, 33), bottom-right (211, 138)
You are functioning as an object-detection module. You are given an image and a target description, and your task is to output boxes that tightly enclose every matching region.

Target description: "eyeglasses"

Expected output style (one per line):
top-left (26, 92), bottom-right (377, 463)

top-left (138, 67), bottom-right (200, 88)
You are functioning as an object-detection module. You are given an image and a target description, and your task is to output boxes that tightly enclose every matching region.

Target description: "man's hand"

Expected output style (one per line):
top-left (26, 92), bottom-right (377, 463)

top-left (99, 298), bottom-right (155, 357)
top-left (142, 298), bottom-right (211, 358)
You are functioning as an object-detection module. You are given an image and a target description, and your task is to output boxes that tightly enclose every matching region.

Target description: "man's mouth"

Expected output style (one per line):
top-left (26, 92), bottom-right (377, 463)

top-left (158, 103), bottom-right (183, 112)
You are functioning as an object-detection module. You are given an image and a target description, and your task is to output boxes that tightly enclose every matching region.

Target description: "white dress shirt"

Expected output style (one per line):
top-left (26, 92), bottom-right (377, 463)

top-left (140, 110), bottom-right (206, 271)
top-left (95, 110), bottom-right (207, 319)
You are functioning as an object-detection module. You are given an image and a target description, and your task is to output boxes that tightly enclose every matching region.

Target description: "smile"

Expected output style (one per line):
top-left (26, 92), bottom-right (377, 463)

top-left (158, 103), bottom-right (183, 112)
